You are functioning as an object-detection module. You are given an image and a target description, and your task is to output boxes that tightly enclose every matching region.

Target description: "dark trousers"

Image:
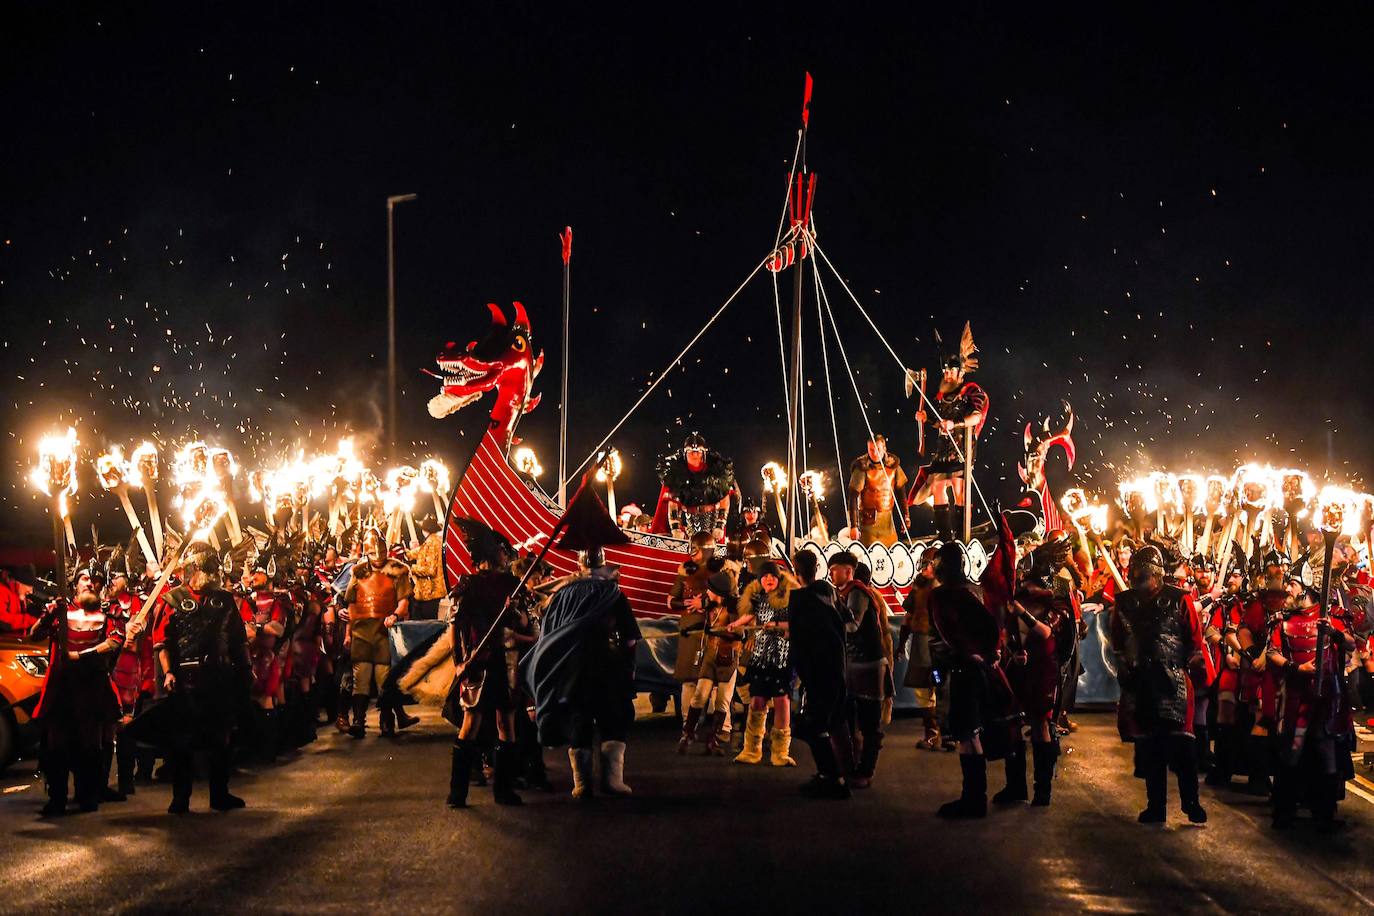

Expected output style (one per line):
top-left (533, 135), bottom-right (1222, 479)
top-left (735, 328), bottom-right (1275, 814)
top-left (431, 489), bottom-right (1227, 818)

top-left (1137, 735), bottom-right (1199, 811)
top-left (568, 687), bottom-right (633, 749)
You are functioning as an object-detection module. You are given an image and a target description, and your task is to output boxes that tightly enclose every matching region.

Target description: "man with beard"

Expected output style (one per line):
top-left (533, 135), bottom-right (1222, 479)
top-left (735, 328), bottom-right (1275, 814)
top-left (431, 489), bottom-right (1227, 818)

top-left (240, 564), bottom-right (288, 758)
top-left (1109, 545), bottom-right (1214, 825)
top-left (32, 561), bottom-right (123, 816)
top-left (1265, 577), bottom-right (1357, 830)
top-left (522, 548), bottom-right (641, 799)
top-left (845, 435), bottom-right (909, 547)
top-left (912, 324), bottom-right (988, 543)
top-left (1203, 563), bottom-right (1249, 787)
top-left (787, 549), bottom-right (851, 800)
top-left (343, 526), bottom-right (412, 738)
top-left (654, 432), bottom-right (736, 541)
top-left (154, 547), bottom-right (252, 814)
top-left (829, 553), bottom-right (893, 788)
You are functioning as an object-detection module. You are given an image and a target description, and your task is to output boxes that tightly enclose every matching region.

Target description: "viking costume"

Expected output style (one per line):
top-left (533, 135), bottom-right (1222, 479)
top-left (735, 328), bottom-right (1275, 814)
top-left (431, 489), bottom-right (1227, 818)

top-left (153, 550), bottom-right (252, 814)
top-left (787, 555), bottom-right (852, 799)
top-left (669, 533), bottom-right (717, 717)
top-left (1233, 550), bottom-right (1291, 796)
top-left (998, 537), bottom-right (1076, 806)
top-left (521, 552), bottom-right (641, 799)
top-left (32, 564), bottom-right (123, 816)
top-left (652, 433), bottom-right (736, 540)
top-left (733, 564), bottom-right (798, 767)
top-left (1109, 545), bottom-right (1215, 824)
top-left (847, 436), bottom-right (909, 546)
top-left (832, 555), bottom-right (895, 787)
top-left (912, 323), bottom-right (989, 542)
top-left (679, 571), bottom-right (744, 756)
top-left (929, 543), bottom-right (1015, 818)
top-left (241, 573), bottom-right (288, 712)
top-left (343, 528), bottom-right (412, 738)
top-left (1266, 598), bottom-right (1356, 829)
top-left (899, 565), bottom-right (941, 749)
top-left (107, 567), bottom-right (151, 799)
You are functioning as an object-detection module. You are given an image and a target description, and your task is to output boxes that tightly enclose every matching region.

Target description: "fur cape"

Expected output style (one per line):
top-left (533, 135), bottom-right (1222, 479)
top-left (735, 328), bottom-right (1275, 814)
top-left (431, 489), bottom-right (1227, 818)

top-left (657, 449), bottom-right (735, 506)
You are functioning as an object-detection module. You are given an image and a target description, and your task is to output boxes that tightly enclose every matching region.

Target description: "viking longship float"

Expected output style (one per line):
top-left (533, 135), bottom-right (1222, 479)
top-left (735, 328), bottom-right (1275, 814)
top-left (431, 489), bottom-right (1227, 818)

top-left (432, 76), bottom-right (1072, 617)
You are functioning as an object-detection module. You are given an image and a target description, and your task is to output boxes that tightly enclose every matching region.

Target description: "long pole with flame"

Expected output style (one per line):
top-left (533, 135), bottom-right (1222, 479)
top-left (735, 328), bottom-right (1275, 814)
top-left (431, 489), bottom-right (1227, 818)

top-left (798, 469), bottom-right (828, 541)
top-left (32, 428), bottom-right (78, 600)
top-left (595, 449), bottom-right (622, 521)
top-left (95, 447), bottom-right (159, 572)
top-left (1086, 502), bottom-right (1127, 592)
top-left (131, 442), bottom-right (163, 559)
top-left (1313, 490), bottom-right (1346, 698)
top-left (420, 458), bottom-right (451, 524)
top-left (210, 448), bottom-right (242, 545)
top-left (128, 492), bottom-right (229, 633)
top-left (761, 462), bottom-right (789, 539)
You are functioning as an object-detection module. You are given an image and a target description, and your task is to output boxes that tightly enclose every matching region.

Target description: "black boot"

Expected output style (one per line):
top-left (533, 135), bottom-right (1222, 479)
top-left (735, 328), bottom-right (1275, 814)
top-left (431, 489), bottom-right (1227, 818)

top-left (208, 745), bottom-right (246, 811)
top-left (1241, 734), bottom-right (1272, 796)
top-left (168, 749), bottom-right (193, 814)
top-left (1031, 741), bottom-right (1058, 806)
top-left (799, 736), bottom-right (850, 800)
top-left (1193, 723), bottom-right (1212, 774)
top-left (116, 734), bottom-right (136, 797)
top-left (1175, 738), bottom-right (1205, 823)
top-left (40, 750), bottom-right (69, 817)
top-left (938, 754), bottom-right (987, 818)
top-left (1271, 765), bottom-right (1298, 828)
top-left (72, 749), bottom-right (102, 812)
top-left (491, 741), bottom-right (523, 806)
top-left (394, 706), bottom-right (420, 731)
top-left (348, 695), bottom-right (369, 739)
top-left (1138, 743), bottom-right (1167, 823)
top-left (992, 740), bottom-right (1028, 804)
top-left (99, 743), bottom-right (125, 802)
top-left (378, 705), bottom-right (397, 738)
top-left (678, 706), bottom-right (702, 754)
top-left (934, 505), bottom-right (956, 542)
top-left (702, 712), bottom-right (726, 755)
top-left (448, 739), bottom-right (472, 808)
top-left (1204, 725), bottom-right (1233, 787)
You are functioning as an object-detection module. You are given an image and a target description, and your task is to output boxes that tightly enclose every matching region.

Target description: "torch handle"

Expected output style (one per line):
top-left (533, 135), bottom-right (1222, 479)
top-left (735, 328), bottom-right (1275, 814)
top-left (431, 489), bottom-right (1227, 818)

top-left (1198, 514), bottom-right (1215, 557)
top-left (117, 489), bottom-right (159, 573)
top-left (1314, 530), bottom-right (1338, 697)
top-left (51, 500), bottom-right (71, 600)
top-left (431, 492), bottom-right (446, 524)
top-left (1092, 533), bottom-right (1128, 593)
top-left (143, 482), bottom-right (164, 558)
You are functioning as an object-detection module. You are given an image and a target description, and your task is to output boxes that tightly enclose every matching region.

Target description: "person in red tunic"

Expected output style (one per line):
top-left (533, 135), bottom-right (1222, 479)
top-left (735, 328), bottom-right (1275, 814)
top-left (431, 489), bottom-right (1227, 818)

top-left (997, 535), bottom-right (1076, 807)
top-left (240, 564), bottom-right (288, 759)
top-left (31, 562), bottom-right (124, 816)
top-left (1109, 545), bottom-right (1215, 825)
top-left (106, 561), bottom-right (148, 799)
top-left (1202, 564), bottom-right (1248, 787)
top-left (1234, 549), bottom-right (1292, 797)
top-left (1265, 583), bottom-right (1357, 830)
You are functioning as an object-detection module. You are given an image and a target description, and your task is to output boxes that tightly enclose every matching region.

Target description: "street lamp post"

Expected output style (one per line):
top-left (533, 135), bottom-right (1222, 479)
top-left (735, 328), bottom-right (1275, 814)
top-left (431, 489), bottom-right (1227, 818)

top-left (387, 193), bottom-right (418, 459)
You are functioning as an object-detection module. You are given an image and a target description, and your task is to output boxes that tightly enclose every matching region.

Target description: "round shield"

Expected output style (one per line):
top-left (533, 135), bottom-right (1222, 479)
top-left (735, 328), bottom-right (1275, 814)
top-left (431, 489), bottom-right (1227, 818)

top-left (865, 542), bottom-right (894, 587)
top-left (887, 541), bottom-right (915, 588)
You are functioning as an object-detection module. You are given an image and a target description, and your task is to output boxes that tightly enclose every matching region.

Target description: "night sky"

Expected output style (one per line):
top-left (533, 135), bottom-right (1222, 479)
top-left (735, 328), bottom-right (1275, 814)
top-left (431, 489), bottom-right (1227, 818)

top-left (4, 4), bottom-right (1373, 542)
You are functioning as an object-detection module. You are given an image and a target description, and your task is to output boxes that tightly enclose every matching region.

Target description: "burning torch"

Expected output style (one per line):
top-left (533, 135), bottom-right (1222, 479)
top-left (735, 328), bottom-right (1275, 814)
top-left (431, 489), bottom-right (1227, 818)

top-left (798, 469), bottom-right (828, 542)
top-left (95, 446), bottom-right (159, 572)
top-left (31, 427), bottom-right (78, 598)
top-left (595, 449), bottom-right (622, 520)
top-left (131, 442), bottom-right (163, 559)
top-left (209, 447), bottom-right (242, 545)
top-left (1313, 488), bottom-right (1350, 698)
top-left (419, 457), bottom-right (450, 523)
top-left (761, 462), bottom-right (789, 536)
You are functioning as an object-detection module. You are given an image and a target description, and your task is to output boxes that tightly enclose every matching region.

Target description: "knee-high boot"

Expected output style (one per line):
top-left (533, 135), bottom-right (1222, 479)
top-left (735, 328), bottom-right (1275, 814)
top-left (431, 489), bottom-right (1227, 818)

top-left (853, 730), bottom-right (885, 788)
top-left (40, 749), bottom-right (69, 817)
top-left (116, 732), bottom-right (136, 796)
top-left (348, 695), bottom-right (369, 739)
top-left (678, 706), bottom-right (702, 754)
top-left (448, 738), bottom-right (472, 808)
top-left (733, 708), bottom-right (767, 764)
top-left (934, 505), bottom-right (955, 542)
top-left (209, 744), bottom-right (245, 811)
top-left (491, 740), bottom-right (523, 806)
top-left (72, 748), bottom-right (102, 812)
top-left (1242, 733), bottom-right (1272, 796)
top-left (992, 739), bottom-right (1027, 803)
top-left (168, 749), bottom-right (194, 814)
top-left (1139, 741), bottom-right (1168, 823)
top-left (1205, 724), bottom-right (1233, 786)
top-left (938, 753), bottom-right (987, 818)
top-left (1174, 737), bottom-right (1205, 823)
top-left (1031, 740), bottom-right (1058, 806)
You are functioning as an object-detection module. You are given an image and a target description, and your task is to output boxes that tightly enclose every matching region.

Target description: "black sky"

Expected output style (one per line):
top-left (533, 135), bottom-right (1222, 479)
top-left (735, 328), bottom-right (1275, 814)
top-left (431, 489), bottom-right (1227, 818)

top-left (3, 3), bottom-right (1373, 539)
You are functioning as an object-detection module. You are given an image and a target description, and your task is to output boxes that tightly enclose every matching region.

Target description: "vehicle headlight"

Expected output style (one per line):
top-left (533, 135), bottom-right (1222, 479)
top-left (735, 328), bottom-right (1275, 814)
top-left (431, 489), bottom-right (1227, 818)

top-left (15, 654), bottom-right (48, 678)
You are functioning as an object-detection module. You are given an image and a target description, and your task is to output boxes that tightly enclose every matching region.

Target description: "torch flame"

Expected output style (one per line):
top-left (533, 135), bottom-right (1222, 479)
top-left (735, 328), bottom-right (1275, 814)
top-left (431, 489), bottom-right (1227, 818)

top-left (798, 469), bottom-right (826, 502)
top-left (130, 441), bottom-right (159, 484)
top-left (513, 448), bottom-right (542, 478)
top-left (760, 462), bottom-right (788, 493)
top-left (420, 458), bottom-right (451, 494)
top-left (31, 427), bottom-right (79, 499)
top-left (594, 450), bottom-right (622, 484)
top-left (95, 445), bottom-right (127, 491)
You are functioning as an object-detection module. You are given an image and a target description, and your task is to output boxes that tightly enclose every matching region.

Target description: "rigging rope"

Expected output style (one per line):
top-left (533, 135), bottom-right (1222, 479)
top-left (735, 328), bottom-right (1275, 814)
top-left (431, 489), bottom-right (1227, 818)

top-left (813, 262), bottom-right (852, 531)
top-left (810, 237), bottom-right (997, 529)
top-left (566, 248), bottom-right (777, 482)
top-left (813, 257), bottom-right (913, 541)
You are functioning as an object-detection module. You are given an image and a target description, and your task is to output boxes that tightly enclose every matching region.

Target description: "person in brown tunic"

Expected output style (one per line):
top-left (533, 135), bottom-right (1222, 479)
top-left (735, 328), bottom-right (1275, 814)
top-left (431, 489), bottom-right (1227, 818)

top-left (845, 436), bottom-right (909, 546)
top-left (343, 526), bottom-right (411, 738)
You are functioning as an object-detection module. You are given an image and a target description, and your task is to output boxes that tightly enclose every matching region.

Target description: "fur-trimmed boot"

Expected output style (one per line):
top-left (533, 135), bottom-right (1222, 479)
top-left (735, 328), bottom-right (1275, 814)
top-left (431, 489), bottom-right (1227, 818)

top-left (769, 727), bottom-right (797, 767)
top-left (568, 746), bottom-right (594, 799)
top-left (599, 740), bottom-right (632, 796)
top-left (733, 708), bottom-right (767, 765)
top-left (447, 738), bottom-right (472, 808)
top-left (1031, 741), bottom-right (1058, 807)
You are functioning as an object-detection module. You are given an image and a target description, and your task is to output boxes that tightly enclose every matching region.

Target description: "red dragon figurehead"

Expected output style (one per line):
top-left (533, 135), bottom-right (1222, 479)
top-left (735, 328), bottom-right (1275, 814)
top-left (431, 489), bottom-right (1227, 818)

top-left (426, 301), bottom-right (544, 452)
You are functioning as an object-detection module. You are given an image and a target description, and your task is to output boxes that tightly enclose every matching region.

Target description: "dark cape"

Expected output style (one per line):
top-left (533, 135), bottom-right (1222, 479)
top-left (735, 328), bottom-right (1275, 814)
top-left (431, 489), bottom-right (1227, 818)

top-left (519, 575), bottom-right (625, 746)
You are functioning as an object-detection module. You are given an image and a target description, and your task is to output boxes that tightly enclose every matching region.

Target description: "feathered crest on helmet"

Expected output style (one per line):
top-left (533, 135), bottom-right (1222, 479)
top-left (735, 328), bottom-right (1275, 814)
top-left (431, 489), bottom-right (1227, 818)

top-left (939, 321), bottom-right (980, 374)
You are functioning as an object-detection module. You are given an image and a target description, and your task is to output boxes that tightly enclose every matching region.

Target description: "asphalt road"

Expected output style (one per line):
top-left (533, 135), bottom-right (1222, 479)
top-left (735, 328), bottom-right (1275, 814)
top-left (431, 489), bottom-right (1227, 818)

top-left (3, 709), bottom-right (1374, 915)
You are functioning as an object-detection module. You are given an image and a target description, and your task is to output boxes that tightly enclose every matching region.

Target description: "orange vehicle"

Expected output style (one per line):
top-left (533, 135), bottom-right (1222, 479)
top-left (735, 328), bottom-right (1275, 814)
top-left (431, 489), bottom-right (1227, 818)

top-left (0, 633), bottom-right (47, 769)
